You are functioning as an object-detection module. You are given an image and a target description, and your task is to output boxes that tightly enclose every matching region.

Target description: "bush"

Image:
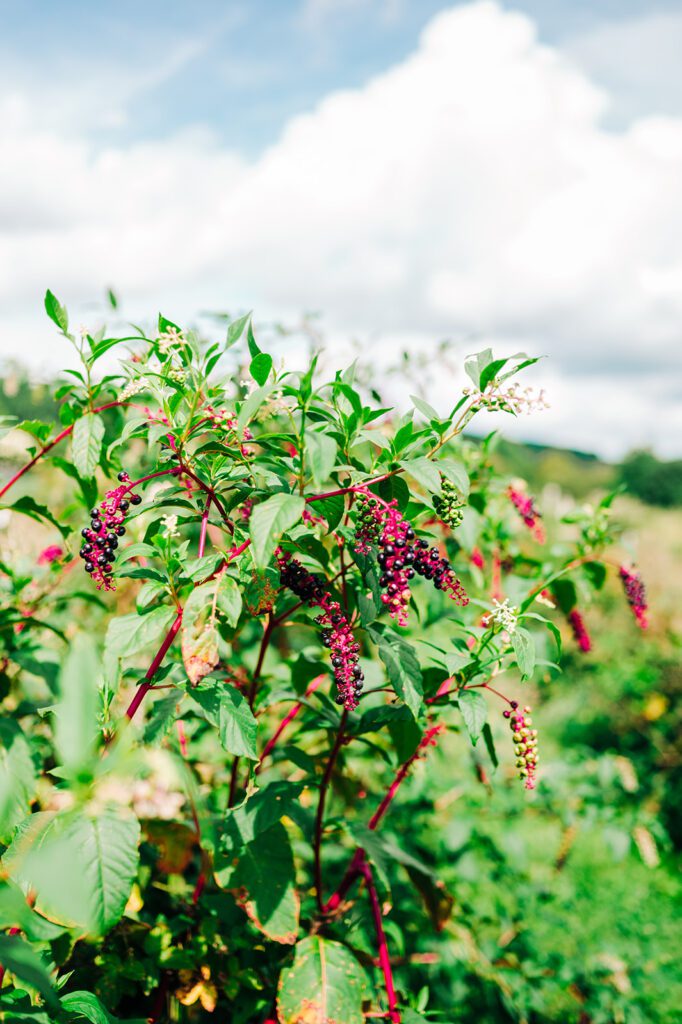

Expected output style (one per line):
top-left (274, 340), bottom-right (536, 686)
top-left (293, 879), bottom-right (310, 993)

top-left (0, 296), bottom-right (659, 1022)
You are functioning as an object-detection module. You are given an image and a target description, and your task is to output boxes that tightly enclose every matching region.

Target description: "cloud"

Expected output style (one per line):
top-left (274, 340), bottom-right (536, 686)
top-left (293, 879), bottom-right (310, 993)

top-left (1, 1), bottom-right (681, 457)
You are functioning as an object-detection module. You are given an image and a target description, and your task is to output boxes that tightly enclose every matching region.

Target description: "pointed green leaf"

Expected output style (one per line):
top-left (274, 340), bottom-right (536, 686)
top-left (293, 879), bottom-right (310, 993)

top-left (249, 493), bottom-right (305, 567)
top-left (72, 413), bottom-right (104, 478)
top-left (368, 627), bottom-right (423, 718)
top-left (0, 934), bottom-right (59, 1012)
top-left (44, 289), bottom-right (68, 333)
top-left (306, 430), bottom-right (337, 487)
top-left (458, 689), bottom-right (487, 745)
top-left (512, 627), bottom-right (536, 679)
top-left (3, 808), bottom-right (140, 937)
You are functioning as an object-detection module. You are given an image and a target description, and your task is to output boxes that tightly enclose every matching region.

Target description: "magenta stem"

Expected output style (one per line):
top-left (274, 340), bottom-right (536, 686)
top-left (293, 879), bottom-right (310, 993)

top-left (0, 400), bottom-right (127, 500)
top-left (360, 859), bottom-right (401, 1023)
top-left (125, 611), bottom-right (183, 721)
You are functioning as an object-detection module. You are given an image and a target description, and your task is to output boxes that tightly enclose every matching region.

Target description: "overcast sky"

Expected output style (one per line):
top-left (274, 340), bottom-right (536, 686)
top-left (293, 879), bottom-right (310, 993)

top-left (1, 0), bottom-right (681, 458)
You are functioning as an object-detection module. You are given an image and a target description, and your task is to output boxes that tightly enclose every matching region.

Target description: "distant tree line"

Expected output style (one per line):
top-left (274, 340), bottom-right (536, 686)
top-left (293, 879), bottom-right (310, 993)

top-left (619, 450), bottom-right (682, 507)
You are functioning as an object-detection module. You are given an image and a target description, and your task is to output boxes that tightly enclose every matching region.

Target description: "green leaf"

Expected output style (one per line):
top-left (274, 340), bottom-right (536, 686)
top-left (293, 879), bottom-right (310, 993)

top-left (215, 573), bottom-right (243, 626)
top-left (72, 413), bottom-right (105, 478)
top-left (0, 934), bottom-right (60, 1012)
top-left (103, 606), bottom-right (177, 687)
top-left (249, 493), bottom-right (305, 568)
top-left (277, 936), bottom-right (367, 1024)
top-left (219, 688), bottom-right (258, 759)
top-left (2, 808), bottom-right (140, 937)
top-left (0, 721), bottom-right (36, 843)
top-left (44, 289), bottom-right (68, 333)
top-left (400, 456), bottom-right (441, 494)
top-left (479, 357), bottom-right (509, 391)
top-left (220, 821), bottom-right (299, 944)
top-left (226, 311), bottom-right (252, 348)
top-left (310, 493), bottom-right (345, 532)
top-left (482, 722), bottom-right (499, 769)
top-left (222, 781), bottom-right (304, 851)
top-left (54, 633), bottom-right (100, 777)
top-left (237, 382), bottom-right (275, 434)
top-left (306, 430), bottom-right (337, 487)
top-left (250, 351), bottom-right (273, 386)
top-left (458, 689), bottom-right (487, 745)
top-left (512, 627), bottom-right (536, 679)
top-left (61, 991), bottom-right (140, 1024)
top-left (60, 990), bottom-right (131, 1024)
top-left (0, 880), bottom-right (65, 941)
top-left (191, 683), bottom-right (258, 759)
top-left (6, 495), bottom-right (69, 538)
top-left (410, 394), bottom-right (440, 421)
top-left (438, 457), bottom-right (470, 496)
top-left (464, 348), bottom-right (493, 388)
top-left (583, 560), bottom-right (607, 590)
top-left (368, 627), bottom-right (423, 718)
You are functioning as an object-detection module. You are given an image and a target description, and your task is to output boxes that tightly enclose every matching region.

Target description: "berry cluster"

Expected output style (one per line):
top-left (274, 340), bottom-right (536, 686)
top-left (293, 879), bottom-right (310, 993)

top-left (502, 702), bottom-right (538, 789)
top-left (410, 540), bottom-right (469, 603)
top-left (619, 565), bottom-right (648, 629)
top-left (508, 485), bottom-right (545, 543)
top-left (277, 554), bottom-right (363, 710)
top-left (568, 608), bottom-right (592, 652)
top-left (79, 471), bottom-right (141, 591)
top-left (353, 492), bottom-right (384, 554)
top-left (353, 494), bottom-right (469, 626)
top-left (433, 478), bottom-right (465, 529)
top-left (375, 504), bottom-right (416, 627)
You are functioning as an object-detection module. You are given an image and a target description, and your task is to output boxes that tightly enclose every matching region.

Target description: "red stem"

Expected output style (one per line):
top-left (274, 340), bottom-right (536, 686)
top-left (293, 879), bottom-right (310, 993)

top-left (360, 859), bottom-right (401, 1023)
top-left (314, 710), bottom-right (348, 911)
top-left (125, 611), bottom-right (183, 721)
top-left (323, 724), bottom-right (443, 914)
top-left (0, 400), bottom-right (125, 500)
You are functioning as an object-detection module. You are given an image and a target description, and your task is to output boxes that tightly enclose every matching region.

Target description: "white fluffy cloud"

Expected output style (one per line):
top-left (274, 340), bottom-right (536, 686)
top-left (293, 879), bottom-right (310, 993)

top-left (1, 1), bottom-right (681, 457)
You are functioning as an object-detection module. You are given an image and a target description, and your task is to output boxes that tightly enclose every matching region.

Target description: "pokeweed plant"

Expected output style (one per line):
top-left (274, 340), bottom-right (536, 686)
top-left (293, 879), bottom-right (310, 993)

top-left (0, 293), bottom-right (649, 1024)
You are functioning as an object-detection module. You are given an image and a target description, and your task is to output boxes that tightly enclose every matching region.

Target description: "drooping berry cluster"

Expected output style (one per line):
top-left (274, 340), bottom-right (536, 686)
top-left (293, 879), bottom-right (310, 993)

top-left (568, 608), bottom-right (592, 652)
top-left (410, 539), bottom-right (469, 605)
top-left (508, 485), bottom-right (545, 543)
top-left (502, 702), bottom-right (538, 789)
top-left (277, 553), bottom-right (363, 710)
top-left (433, 478), bottom-right (465, 529)
top-left (376, 504), bottom-right (416, 627)
top-left (619, 565), bottom-right (648, 629)
top-left (79, 472), bottom-right (141, 591)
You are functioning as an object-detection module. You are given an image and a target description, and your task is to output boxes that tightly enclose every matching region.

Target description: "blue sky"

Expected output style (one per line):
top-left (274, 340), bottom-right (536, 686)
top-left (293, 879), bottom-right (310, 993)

top-left (1, 1), bottom-right (681, 457)
top-left (3, 0), bottom-right (681, 151)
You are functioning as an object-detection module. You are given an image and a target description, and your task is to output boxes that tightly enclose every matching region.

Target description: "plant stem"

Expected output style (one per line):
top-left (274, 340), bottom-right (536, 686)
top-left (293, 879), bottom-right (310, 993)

top-left (323, 724), bottom-right (443, 914)
top-left (124, 611), bottom-right (183, 721)
top-left (359, 858), bottom-right (401, 1023)
top-left (314, 710), bottom-right (348, 911)
top-left (0, 400), bottom-right (126, 500)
